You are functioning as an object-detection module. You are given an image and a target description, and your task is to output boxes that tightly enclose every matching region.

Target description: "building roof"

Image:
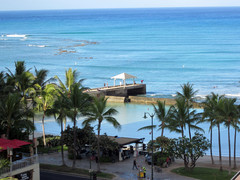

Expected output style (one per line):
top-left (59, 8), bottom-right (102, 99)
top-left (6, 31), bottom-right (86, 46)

top-left (108, 136), bottom-right (144, 146)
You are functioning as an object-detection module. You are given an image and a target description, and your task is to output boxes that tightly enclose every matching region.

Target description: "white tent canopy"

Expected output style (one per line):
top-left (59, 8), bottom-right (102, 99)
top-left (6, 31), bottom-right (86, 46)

top-left (111, 73), bottom-right (137, 86)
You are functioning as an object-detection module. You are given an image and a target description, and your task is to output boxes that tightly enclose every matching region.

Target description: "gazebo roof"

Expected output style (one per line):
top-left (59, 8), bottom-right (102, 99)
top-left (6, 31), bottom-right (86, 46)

top-left (111, 73), bottom-right (137, 80)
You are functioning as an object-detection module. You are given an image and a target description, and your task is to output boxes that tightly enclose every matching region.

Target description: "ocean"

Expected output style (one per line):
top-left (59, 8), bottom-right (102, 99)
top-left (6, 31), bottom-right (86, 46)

top-left (1, 7), bottom-right (240, 156)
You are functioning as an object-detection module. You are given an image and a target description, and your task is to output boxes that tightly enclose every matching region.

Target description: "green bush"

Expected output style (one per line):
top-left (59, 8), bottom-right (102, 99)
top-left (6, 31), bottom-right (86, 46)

top-left (99, 156), bottom-right (112, 163)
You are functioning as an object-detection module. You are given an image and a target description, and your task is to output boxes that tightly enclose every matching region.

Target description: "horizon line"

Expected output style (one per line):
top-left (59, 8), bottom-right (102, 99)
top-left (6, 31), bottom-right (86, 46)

top-left (0, 5), bottom-right (240, 12)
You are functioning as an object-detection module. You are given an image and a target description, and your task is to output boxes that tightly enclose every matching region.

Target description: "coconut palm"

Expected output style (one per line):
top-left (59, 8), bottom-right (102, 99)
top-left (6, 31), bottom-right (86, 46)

top-left (0, 93), bottom-right (34, 139)
top-left (153, 101), bottom-right (172, 137)
top-left (202, 93), bottom-right (219, 165)
top-left (6, 61), bottom-right (35, 107)
top-left (82, 96), bottom-right (120, 172)
top-left (234, 105), bottom-right (240, 169)
top-left (55, 68), bottom-right (85, 130)
top-left (48, 92), bottom-right (70, 166)
top-left (68, 83), bottom-right (91, 168)
top-left (218, 97), bottom-right (237, 174)
top-left (206, 93), bottom-right (224, 171)
top-left (35, 84), bottom-right (57, 146)
top-left (177, 82), bottom-right (198, 140)
top-left (168, 97), bottom-right (188, 137)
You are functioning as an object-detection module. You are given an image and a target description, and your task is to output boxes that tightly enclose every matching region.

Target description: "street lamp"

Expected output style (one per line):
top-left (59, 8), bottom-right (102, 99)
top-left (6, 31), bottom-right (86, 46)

top-left (143, 112), bottom-right (155, 180)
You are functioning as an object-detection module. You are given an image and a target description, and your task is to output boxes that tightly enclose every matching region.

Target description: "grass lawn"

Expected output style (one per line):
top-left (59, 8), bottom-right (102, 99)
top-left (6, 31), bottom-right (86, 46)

top-left (171, 167), bottom-right (236, 180)
top-left (40, 164), bottom-right (115, 179)
top-left (38, 145), bottom-right (68, 154)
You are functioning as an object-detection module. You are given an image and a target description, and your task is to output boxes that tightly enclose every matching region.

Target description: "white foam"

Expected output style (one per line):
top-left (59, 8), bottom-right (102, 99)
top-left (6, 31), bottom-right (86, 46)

top-left (6, 34), bottom-right (27, 38)
top-left (225, 93), bottom-right (240, 97)
top-left (28, 44), bottom-right (46, 48)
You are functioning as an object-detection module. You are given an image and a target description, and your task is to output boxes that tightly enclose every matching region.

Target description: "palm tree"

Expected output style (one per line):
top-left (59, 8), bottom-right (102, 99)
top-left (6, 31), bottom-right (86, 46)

top-left (49, 92), bottom-right (70, 166)
top-left (0, 93), bottom-right (34, 139)
top-left (218, 97), bottom-right (237, 174)
top-left (35, 84), bottom-right (57, 146)
top-left (207, 93), bottom-right (224, 171)
top-left (177, 82), bottom-right (198, 140)
top-left (168, 97), bottom-right (188, 137)
top-left (55, 68), bottom-right (85, 130)
top-left (234, 105), bottom-right (240, 169)
top-left (202, 93), bottom-right (218, 165)
top-left (82, 96), bottom-right (120, 172)
top-left (153, 101), bottom-right (172, 137)
top-left (68, 83), bottom-right (90, 168)
top-left (6, 61), bottom-right (35, 107)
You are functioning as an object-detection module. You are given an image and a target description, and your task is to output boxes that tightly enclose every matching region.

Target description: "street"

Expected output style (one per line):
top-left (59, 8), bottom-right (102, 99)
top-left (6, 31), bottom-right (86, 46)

top-left (40, 170), bottom-right (90, 180)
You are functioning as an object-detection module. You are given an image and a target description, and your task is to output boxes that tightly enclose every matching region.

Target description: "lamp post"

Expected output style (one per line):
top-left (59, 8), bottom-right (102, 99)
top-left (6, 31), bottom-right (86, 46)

top-left (143, 112), bottom-right (155, 180)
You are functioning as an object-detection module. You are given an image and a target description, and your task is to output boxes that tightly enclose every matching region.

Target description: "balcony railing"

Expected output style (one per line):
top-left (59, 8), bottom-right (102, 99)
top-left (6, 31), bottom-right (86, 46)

top-left (0, 155), bottom-right (38, 176)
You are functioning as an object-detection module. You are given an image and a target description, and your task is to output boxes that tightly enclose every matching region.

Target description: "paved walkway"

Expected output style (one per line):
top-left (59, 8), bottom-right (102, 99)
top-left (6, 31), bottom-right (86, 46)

top-left (39, 152), bottom-right (195, 180)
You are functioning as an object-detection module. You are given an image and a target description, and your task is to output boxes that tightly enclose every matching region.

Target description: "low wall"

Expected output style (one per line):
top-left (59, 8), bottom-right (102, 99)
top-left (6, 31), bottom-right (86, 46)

top-left (105, 96), bottom-right (126, 103)
top-left (129, 96), bottom-right (202, 108)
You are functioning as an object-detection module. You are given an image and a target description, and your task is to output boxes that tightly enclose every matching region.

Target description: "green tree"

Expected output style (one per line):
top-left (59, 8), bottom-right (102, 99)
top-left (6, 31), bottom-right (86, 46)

top-left (171, 132), bottom-right (210, 170)
top-left (55, 68), bottom-right (85, 130)
top-left (177, 82), bottom-right (198, 140)
top-left (205, 93), bottom-right (224, 171)
top-left (49, 92), bottom-right (70, 166)
top-left (68, 83), bottom-right (90, 168)
top-left (153, 101), bottom-right (172, 137)
top-left (35, 84), bottom-right (57, 146)
top-left (82, 96), bottom-right (120, 172)
top-left (202, 93), bottom-right (219, 165)
top-left (0, 93), bottom-right (34, 139)
top-left (218, 97), bottom-right (237, 174)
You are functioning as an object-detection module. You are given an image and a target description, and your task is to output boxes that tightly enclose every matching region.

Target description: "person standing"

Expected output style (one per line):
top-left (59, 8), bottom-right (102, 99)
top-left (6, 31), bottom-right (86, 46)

top-left (132, 158), bottom-right (138, 170)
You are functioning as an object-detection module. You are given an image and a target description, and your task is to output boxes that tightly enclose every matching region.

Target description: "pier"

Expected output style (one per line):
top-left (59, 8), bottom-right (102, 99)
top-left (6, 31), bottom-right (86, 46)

top-left (85, 83), bottom-right (146, 97)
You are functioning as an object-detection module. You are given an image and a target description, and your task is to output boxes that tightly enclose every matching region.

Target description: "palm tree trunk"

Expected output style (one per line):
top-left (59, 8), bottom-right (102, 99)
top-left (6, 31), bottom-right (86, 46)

top-left (218, 123), bottom-right (223, 171)
top-left (97, 123), bottom-right (101, 172)
top-left (228, 125), bottom-right (231, 175)
top-left (61, 119), bottom-right (65, 166)
top-left (6, 124), bottom-right (10, 139)
top-left (42, 111), bottom-right (46, 146)
top-left (210, 121), bottom-right (214, 165)
top-left (161, 123), bottom-right (164, 137)
top-left (64, 118), bottom-right (67, 131)
top-left (32, 116), bottom-right (35, 141)
top-left (234, 127), bottom-right (237, 169)
top-left (188, 124), bottom-right (191, 140)
top-left (181, 126), bottom-right (184, 138)
top-left (72, 114), bottom-right (77, 168)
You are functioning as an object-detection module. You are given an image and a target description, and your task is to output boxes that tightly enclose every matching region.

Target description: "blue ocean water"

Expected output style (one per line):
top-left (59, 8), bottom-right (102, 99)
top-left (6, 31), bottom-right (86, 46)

top-left (1, 7), bottom-right (240, 99)
top-left (1, 7), bottom-right (240, 156)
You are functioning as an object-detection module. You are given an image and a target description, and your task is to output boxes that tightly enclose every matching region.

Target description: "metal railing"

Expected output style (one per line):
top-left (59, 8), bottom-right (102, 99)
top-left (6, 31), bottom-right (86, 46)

top-left (0, 155), bottom-right (38, 176)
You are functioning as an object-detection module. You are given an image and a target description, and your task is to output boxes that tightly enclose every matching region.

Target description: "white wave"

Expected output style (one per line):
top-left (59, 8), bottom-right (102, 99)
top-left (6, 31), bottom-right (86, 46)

top-left (6, 34), bottom-right (27, 38)
top-left (171, 94), bottom-right (177, 97)
top-left (225, 93), bottom-right (240, 97)
top-left (194, 95), bottom-right (207, 99)
top-left (28, 44), bottom-right (47, 48)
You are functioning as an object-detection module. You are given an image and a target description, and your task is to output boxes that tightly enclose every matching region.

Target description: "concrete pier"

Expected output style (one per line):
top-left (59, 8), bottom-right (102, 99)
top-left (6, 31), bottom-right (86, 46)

top-left (85, 83), bottom-right (146, 97)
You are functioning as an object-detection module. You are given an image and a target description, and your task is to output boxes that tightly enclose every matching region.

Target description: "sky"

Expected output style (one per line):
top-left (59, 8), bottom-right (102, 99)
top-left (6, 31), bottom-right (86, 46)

top-left (0, 0), bottom-right (240, 11)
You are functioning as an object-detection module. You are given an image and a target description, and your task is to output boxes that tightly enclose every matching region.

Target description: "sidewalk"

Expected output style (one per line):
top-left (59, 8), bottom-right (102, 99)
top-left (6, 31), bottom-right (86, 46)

top-left (39, 152), bottom-right (195, 180)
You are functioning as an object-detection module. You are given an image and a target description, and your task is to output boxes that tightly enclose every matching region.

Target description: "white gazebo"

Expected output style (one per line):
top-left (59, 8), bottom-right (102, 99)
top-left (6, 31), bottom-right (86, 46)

top-left (111, 73), bottom-right (137, 87)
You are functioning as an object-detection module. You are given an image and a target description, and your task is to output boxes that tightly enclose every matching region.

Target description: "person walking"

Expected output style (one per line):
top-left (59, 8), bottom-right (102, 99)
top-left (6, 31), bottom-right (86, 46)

top-left (132, 158), bottom-right (138, 170)
top-left (142, 166), bottom-right (146, 178)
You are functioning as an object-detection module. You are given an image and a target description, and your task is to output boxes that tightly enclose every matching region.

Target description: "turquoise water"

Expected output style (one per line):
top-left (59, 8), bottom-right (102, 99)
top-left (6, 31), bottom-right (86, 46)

top-left (1, 7), bottom-right (240, 99)
top-left (35, 102), bottom-right (236, 157)
top-left (1, 7), bottom-right (240, 156)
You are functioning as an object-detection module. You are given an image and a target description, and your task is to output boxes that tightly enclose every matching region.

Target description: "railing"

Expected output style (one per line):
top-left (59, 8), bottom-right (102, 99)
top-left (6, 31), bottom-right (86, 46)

top-left (0, 155), bottom-right (38, 176)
